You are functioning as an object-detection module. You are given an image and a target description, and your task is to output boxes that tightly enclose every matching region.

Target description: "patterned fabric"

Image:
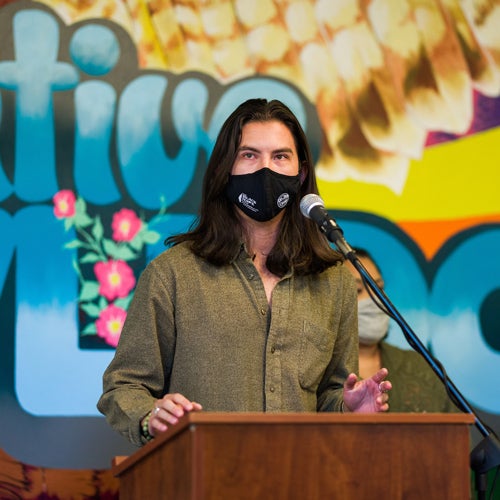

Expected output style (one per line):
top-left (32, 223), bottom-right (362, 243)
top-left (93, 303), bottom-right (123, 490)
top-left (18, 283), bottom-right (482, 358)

top-left (0, 448), bottom-right (118, 499)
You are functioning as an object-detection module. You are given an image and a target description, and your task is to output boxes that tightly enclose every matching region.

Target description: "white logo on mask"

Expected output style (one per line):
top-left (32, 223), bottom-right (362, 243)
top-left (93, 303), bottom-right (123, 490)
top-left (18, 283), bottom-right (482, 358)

top-left (277, 193), bottom-right (290, 208)
top-left (237, 193), bottom-right (258, 212)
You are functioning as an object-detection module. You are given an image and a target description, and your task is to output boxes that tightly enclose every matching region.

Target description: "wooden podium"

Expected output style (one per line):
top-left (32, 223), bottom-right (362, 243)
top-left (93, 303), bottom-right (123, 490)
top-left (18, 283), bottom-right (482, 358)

top-left (112, 412), bottom-right (474, 499)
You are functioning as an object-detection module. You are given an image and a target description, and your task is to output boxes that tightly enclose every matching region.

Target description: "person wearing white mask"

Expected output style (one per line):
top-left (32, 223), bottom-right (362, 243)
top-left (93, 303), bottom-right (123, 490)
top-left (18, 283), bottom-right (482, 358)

top-left (347, 248), bottom-right (458, 413)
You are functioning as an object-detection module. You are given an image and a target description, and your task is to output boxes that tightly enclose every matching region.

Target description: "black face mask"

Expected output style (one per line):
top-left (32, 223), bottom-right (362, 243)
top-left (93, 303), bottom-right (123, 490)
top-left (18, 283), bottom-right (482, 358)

top-left (226, 168), bottom-right (301, 222)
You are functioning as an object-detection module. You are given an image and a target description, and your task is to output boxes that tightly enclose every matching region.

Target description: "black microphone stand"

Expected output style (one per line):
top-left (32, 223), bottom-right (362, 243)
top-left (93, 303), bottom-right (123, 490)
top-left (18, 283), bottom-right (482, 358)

top-left (325, 223), bottom-right (500, 500)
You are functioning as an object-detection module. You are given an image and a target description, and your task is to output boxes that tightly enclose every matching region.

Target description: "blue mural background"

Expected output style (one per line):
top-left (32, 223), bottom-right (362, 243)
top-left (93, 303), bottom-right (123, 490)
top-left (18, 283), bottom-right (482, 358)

top-left (0, 1), bottom-right (499, 472)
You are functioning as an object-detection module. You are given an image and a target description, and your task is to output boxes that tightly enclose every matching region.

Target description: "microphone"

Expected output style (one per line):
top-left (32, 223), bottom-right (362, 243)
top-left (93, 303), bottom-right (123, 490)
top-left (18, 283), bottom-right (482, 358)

top-left (300, 194), bottom-right (354, 258)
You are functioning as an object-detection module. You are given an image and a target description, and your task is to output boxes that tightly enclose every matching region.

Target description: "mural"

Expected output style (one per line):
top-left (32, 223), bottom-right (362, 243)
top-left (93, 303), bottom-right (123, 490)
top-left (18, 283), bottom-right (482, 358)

top-left (0, 0), bottom-right (500, 474)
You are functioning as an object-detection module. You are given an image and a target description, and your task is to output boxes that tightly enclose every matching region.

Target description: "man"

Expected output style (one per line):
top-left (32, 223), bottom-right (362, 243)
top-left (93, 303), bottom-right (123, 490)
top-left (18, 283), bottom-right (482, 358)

top-left (98, 99), bottom-right (391, 446)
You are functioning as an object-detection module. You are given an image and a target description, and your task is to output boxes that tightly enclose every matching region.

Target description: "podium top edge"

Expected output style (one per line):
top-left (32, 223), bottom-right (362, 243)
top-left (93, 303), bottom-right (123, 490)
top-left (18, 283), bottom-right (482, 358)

top-left (111, 412), bottom-right (475, 476)
top-left (178, 411), bottom-right (475, 425)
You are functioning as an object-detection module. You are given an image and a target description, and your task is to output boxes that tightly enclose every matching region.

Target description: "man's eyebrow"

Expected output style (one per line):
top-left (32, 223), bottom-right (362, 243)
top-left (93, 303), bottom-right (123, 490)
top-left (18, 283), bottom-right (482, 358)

top-left (237, 146), bottom-right (294, 154)
top-left (273, 147), bottom-right (294, 154)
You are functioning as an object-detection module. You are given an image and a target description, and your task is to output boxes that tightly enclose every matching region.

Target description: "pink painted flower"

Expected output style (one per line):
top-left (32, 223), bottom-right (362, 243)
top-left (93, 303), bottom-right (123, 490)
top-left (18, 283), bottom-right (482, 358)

top-left (94, 259), bottom-right (136, 300)
top-left (112, 208), bottom-right (142, 242)
top-left (53, 190), bottom-right (76, 218)
top-left (95, 304), bottom-right (127, 347)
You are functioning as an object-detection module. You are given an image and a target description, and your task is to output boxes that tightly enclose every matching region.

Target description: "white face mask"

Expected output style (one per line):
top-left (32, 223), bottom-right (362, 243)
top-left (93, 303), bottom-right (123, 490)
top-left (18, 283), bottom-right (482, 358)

top-left (357, 297), bottom-right (390, 346)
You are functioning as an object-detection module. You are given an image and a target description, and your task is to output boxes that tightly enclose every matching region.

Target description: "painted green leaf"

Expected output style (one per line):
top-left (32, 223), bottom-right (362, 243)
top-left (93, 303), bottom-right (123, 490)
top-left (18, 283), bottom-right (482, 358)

top-left (129, 236), bottom-right (143, 251)
top-left (92, 215), bottom-right (104, 241)
top-left (114, 294), bottom-right (133, 309)
top-left (64, 218), bottom-right (75, 231)
top-left (80, 253), bottom-right (101, 263)
top-left (74, 212), bottom-right (93, 227)
top-left (64, 239), bottom-right (82, 249)
top-left (112, 245), bottom-right (136, 260)
top-left (80, 281), bottom-right (100, 301)
top-left (142, 230), bottom-right (161, 244)
top-left (80, 302), bottom-right (101, 318)
top-left (81, 323), bottom-right (97, 335)
top-left (103, 238), bottom-right (120, 258)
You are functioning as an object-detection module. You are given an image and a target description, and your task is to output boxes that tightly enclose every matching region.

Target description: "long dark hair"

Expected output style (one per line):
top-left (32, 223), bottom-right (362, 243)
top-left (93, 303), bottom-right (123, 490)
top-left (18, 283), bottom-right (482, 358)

top-left (166, 98), bottom-right (343, 276)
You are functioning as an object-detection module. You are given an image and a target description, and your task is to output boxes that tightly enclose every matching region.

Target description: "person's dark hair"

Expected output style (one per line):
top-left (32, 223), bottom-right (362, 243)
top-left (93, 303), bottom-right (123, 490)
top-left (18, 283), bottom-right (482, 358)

top-left (352, 247), bottom-right (382, 275)
top-left (166, 98), bottom-right (342, 276)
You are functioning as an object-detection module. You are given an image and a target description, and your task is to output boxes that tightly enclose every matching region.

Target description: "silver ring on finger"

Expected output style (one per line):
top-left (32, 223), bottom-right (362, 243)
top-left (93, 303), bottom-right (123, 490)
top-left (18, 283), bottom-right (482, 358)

top-left (153, 406), bottom-right (161, 415)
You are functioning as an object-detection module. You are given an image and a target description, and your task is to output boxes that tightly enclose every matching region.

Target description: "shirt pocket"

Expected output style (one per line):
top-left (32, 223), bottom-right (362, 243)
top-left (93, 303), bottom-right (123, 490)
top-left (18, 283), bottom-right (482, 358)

top-left (298, 320), bottom-right (336, 392)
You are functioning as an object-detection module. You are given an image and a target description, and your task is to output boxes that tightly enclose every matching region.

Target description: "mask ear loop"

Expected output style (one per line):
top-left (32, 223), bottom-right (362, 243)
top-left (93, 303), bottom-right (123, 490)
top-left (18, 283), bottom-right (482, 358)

top-left (356, 258), bottom-right (393, 320)
top-left (362, 279), bottom-right (392, 317)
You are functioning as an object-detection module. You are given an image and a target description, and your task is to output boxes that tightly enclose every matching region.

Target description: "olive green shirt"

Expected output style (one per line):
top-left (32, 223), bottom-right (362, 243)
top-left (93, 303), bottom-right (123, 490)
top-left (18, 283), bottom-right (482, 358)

top-left (97, 242), bottom-right (358, 446)
top-left (380, 342), bottom-right (458, 413)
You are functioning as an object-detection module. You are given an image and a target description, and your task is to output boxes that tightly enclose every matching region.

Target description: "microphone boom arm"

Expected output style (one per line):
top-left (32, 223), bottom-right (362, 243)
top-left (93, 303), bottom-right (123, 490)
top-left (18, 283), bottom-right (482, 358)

top-left (347, 251), bottom-right (486, 432)
top-left (336, 231), bottom-right (500, 482)
top-left (300, 193), bottom-right (500, 489)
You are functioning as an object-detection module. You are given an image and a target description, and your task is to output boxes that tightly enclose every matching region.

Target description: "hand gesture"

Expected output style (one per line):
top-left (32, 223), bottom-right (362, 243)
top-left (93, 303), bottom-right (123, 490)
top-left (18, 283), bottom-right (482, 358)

top-left (343, 368), bottom-right (391, 413)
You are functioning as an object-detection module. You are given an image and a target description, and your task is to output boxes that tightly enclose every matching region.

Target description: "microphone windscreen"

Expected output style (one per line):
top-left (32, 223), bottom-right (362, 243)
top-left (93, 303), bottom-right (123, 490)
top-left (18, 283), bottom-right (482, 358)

top-left (300, 193), bottom-right (324, 218)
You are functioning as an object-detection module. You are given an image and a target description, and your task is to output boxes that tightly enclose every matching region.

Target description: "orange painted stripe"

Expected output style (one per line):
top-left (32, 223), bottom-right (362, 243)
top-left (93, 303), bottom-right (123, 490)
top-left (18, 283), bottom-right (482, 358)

top-left (398, 214), bottom-right (500, 261)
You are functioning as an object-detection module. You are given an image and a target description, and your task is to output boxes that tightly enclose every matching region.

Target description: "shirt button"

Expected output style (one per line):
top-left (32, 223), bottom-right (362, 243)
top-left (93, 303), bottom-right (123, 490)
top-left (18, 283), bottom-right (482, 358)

top-left (260, 308), bottom-right (266, 315)
top-left (271, 346), bottom-right (276, 353)
top-left (269, 386), bottom-right (275, 393)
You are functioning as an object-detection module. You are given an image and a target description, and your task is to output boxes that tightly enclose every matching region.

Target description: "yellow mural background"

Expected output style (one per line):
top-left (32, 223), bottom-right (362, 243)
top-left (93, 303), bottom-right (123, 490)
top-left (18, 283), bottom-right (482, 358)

top-left (32, 0), bottom-right (500, 260)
